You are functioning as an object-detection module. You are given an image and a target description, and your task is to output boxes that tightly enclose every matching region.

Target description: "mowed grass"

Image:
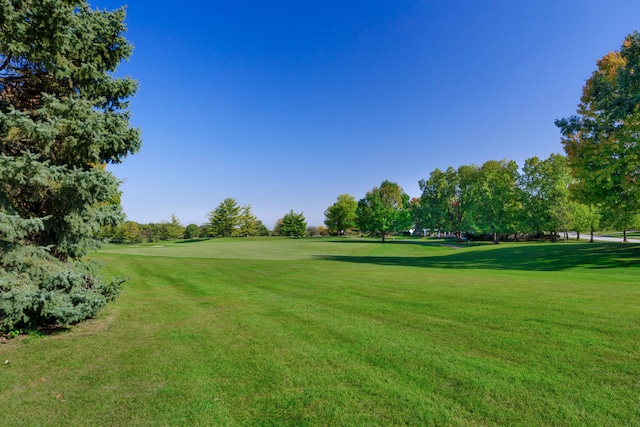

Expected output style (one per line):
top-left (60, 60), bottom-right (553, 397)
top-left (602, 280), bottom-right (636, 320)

top-left (1, 238), bottom-right (639, 426)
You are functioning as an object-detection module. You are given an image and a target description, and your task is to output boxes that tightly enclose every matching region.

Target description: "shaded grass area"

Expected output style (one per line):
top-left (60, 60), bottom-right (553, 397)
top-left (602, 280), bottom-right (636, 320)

top-left (320, 239), bottom-right (640, 271)
top-left (1, 239), bottom-right (639, 425)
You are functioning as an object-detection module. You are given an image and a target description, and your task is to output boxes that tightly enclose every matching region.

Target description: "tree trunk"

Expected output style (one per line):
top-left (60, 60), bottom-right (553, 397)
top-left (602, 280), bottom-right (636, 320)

top-left (623, 229), bottom-right (628, 243)
top-left (381, 232), bottom-right (385, 243)
top-left (493, 230), bottom-right (499, 244)
top-left (577, 231), bottom-right (581, 240)
top-left (590, 230), bottom-right (594, 242)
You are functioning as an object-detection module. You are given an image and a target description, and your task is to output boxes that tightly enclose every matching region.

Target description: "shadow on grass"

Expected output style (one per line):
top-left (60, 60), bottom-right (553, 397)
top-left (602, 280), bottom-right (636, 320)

top-left (316, 241), bottom-right (640, 271)
top-left (174, 238), bottom-right (209, 244)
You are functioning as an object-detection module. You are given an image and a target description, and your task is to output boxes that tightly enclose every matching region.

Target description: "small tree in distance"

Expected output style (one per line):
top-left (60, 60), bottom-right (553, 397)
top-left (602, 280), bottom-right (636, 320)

top-left (324, 194), bottom-right (358, 235)
top-left (183, 223), bottom-right (200, 239)
top-left (208, 198), bottom-right (241, 237)
top-left (356, 181), bottom-right (412, 242)
top-left (279, 210), bottom-right (307, 237)
top-left (166, 214), bottom-right (185, 240)
top-left (236, 205), bottom-right (258, 236)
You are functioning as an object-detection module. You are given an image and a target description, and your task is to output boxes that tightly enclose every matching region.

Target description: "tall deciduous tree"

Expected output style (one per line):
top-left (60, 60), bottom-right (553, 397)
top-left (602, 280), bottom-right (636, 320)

top-left (208, 198), bottom-right (241, 237)
top-left (519, 154), bottom-right (572, 241)
top-left (324, 194), bottom-right (357, 235)
top-left (473, 159), bottom-right (522, 244)
top-left (356, 180), bottom-right (411, 242)
top-left (556, 32), bottom-right (640, 242)
top-left (418, 166), bottom-right (477, 241)
top-left (571, 203), bottom-right (600, 242)
top-left (0, 1), bottom-right (140, 332)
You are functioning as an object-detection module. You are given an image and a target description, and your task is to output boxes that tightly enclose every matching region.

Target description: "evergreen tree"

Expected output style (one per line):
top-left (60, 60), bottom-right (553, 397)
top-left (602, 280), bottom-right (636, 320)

top-left (0, 1), bottom-right (140, 332)
top-left (208, 198), bottom-right (241, 237)
top-left (236, 205), bottom-right (258, 236)
top-left (279, 210), bottom-right (307, 237)
top-left (166, 214), bottom-right (184, 240)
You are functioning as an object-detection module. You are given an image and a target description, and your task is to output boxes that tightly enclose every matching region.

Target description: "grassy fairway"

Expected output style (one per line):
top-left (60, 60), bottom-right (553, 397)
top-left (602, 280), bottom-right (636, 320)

top-left (1, 238), bottom-right (639, 426)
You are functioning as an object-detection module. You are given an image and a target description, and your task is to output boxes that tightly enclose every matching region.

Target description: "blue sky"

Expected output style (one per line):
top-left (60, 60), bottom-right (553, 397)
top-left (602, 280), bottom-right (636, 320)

top-left (97, 0), bottom-right (640, 228)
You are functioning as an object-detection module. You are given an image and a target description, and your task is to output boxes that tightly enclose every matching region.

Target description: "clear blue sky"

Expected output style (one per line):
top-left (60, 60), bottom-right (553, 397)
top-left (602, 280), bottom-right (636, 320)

top-left (96, 0), bottom-right (640, 228)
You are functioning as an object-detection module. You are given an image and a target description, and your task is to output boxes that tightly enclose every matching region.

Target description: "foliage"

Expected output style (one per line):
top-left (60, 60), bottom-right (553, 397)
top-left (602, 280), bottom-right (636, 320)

top-left (356, 180), bottom-right (412, 242)
top-left (408, 197), bottom-right (426, 233)
top-left (571, 203), bottom-right (601, 241)
top-left (0, 0), bottom-right (139, 332)
top-left (183, 223), bottom-right (200, 239)
top-left (472, 159), bottom-right (522, 243)
top-left (418, 166), bottom-right (476, 240)
top-left (324, 194), bottom-right (357, 235)
top-left (236, 205), bottom-right (258, 237)
top-left (600, 209), bottom-right (640, 242)
top-left (205, 202), bottom-right (263, 238)
top-left (272, 218), bottom-right (283, 236)
top-left (519, 154), bottom-right (572, 240)
top-left (254, 220), bottom-right (270, 237)
top-left (0, 246), bottom-right (125, 332)
top-left (556, 31), bottom-right (640, 239)
top-left (411, 150), bottom-right (639, 243)
top-left (120, 221), bottom-right (141, 243)
top-left (207, 198), bottom-right (241, 237)
top-left (278, 210), bottom-right (307, 237)
top-left (307, 225), bottom-right (328, 236)
top-left (166, 214), bottom-right (184, 240)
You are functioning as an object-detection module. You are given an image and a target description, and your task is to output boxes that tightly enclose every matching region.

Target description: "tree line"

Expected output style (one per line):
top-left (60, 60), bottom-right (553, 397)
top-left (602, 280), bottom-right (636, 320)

top-left (105, 31), bottom-right (640, 246)
top-left (328, 32), bottom-right (640, 243)
top-left (100, 199), bottom-right (325, 243)
top-left (326, 154), bottom-right (613, 244)
top-left (107, 149), bottom-right (637, 245)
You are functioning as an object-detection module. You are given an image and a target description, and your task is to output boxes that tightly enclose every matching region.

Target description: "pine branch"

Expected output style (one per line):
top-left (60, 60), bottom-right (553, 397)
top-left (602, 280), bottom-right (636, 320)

top-left (0, 53), bottom-right (12, 73)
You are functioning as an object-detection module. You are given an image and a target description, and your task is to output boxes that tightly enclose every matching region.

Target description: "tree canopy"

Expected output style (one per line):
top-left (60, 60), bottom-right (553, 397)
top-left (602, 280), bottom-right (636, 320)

top-left (207, 200), bottom-right (264, 237)
top-left (278, 210), bottom-right (307, 237)
top-left (356, 180), bottom-right (412, 242)
top-left (418, 166), bottom-right (474, 241)
top-left (208, 198), bottom-right (241, 237)
top-left (556, 31), bottom-right (640, 241)
top-left (473, 159), bottom-right (521, 244)
top-left (236, 205), bottom-right (258, 237)
top-left (0, 1), bottom-right (140, 332)
top-left (324, 194), bottom-right (357, 235)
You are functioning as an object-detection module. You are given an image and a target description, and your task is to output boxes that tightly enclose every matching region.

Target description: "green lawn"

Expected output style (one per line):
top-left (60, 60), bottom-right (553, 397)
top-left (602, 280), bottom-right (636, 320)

top-left (1, 238), bottom-right (639, 426)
